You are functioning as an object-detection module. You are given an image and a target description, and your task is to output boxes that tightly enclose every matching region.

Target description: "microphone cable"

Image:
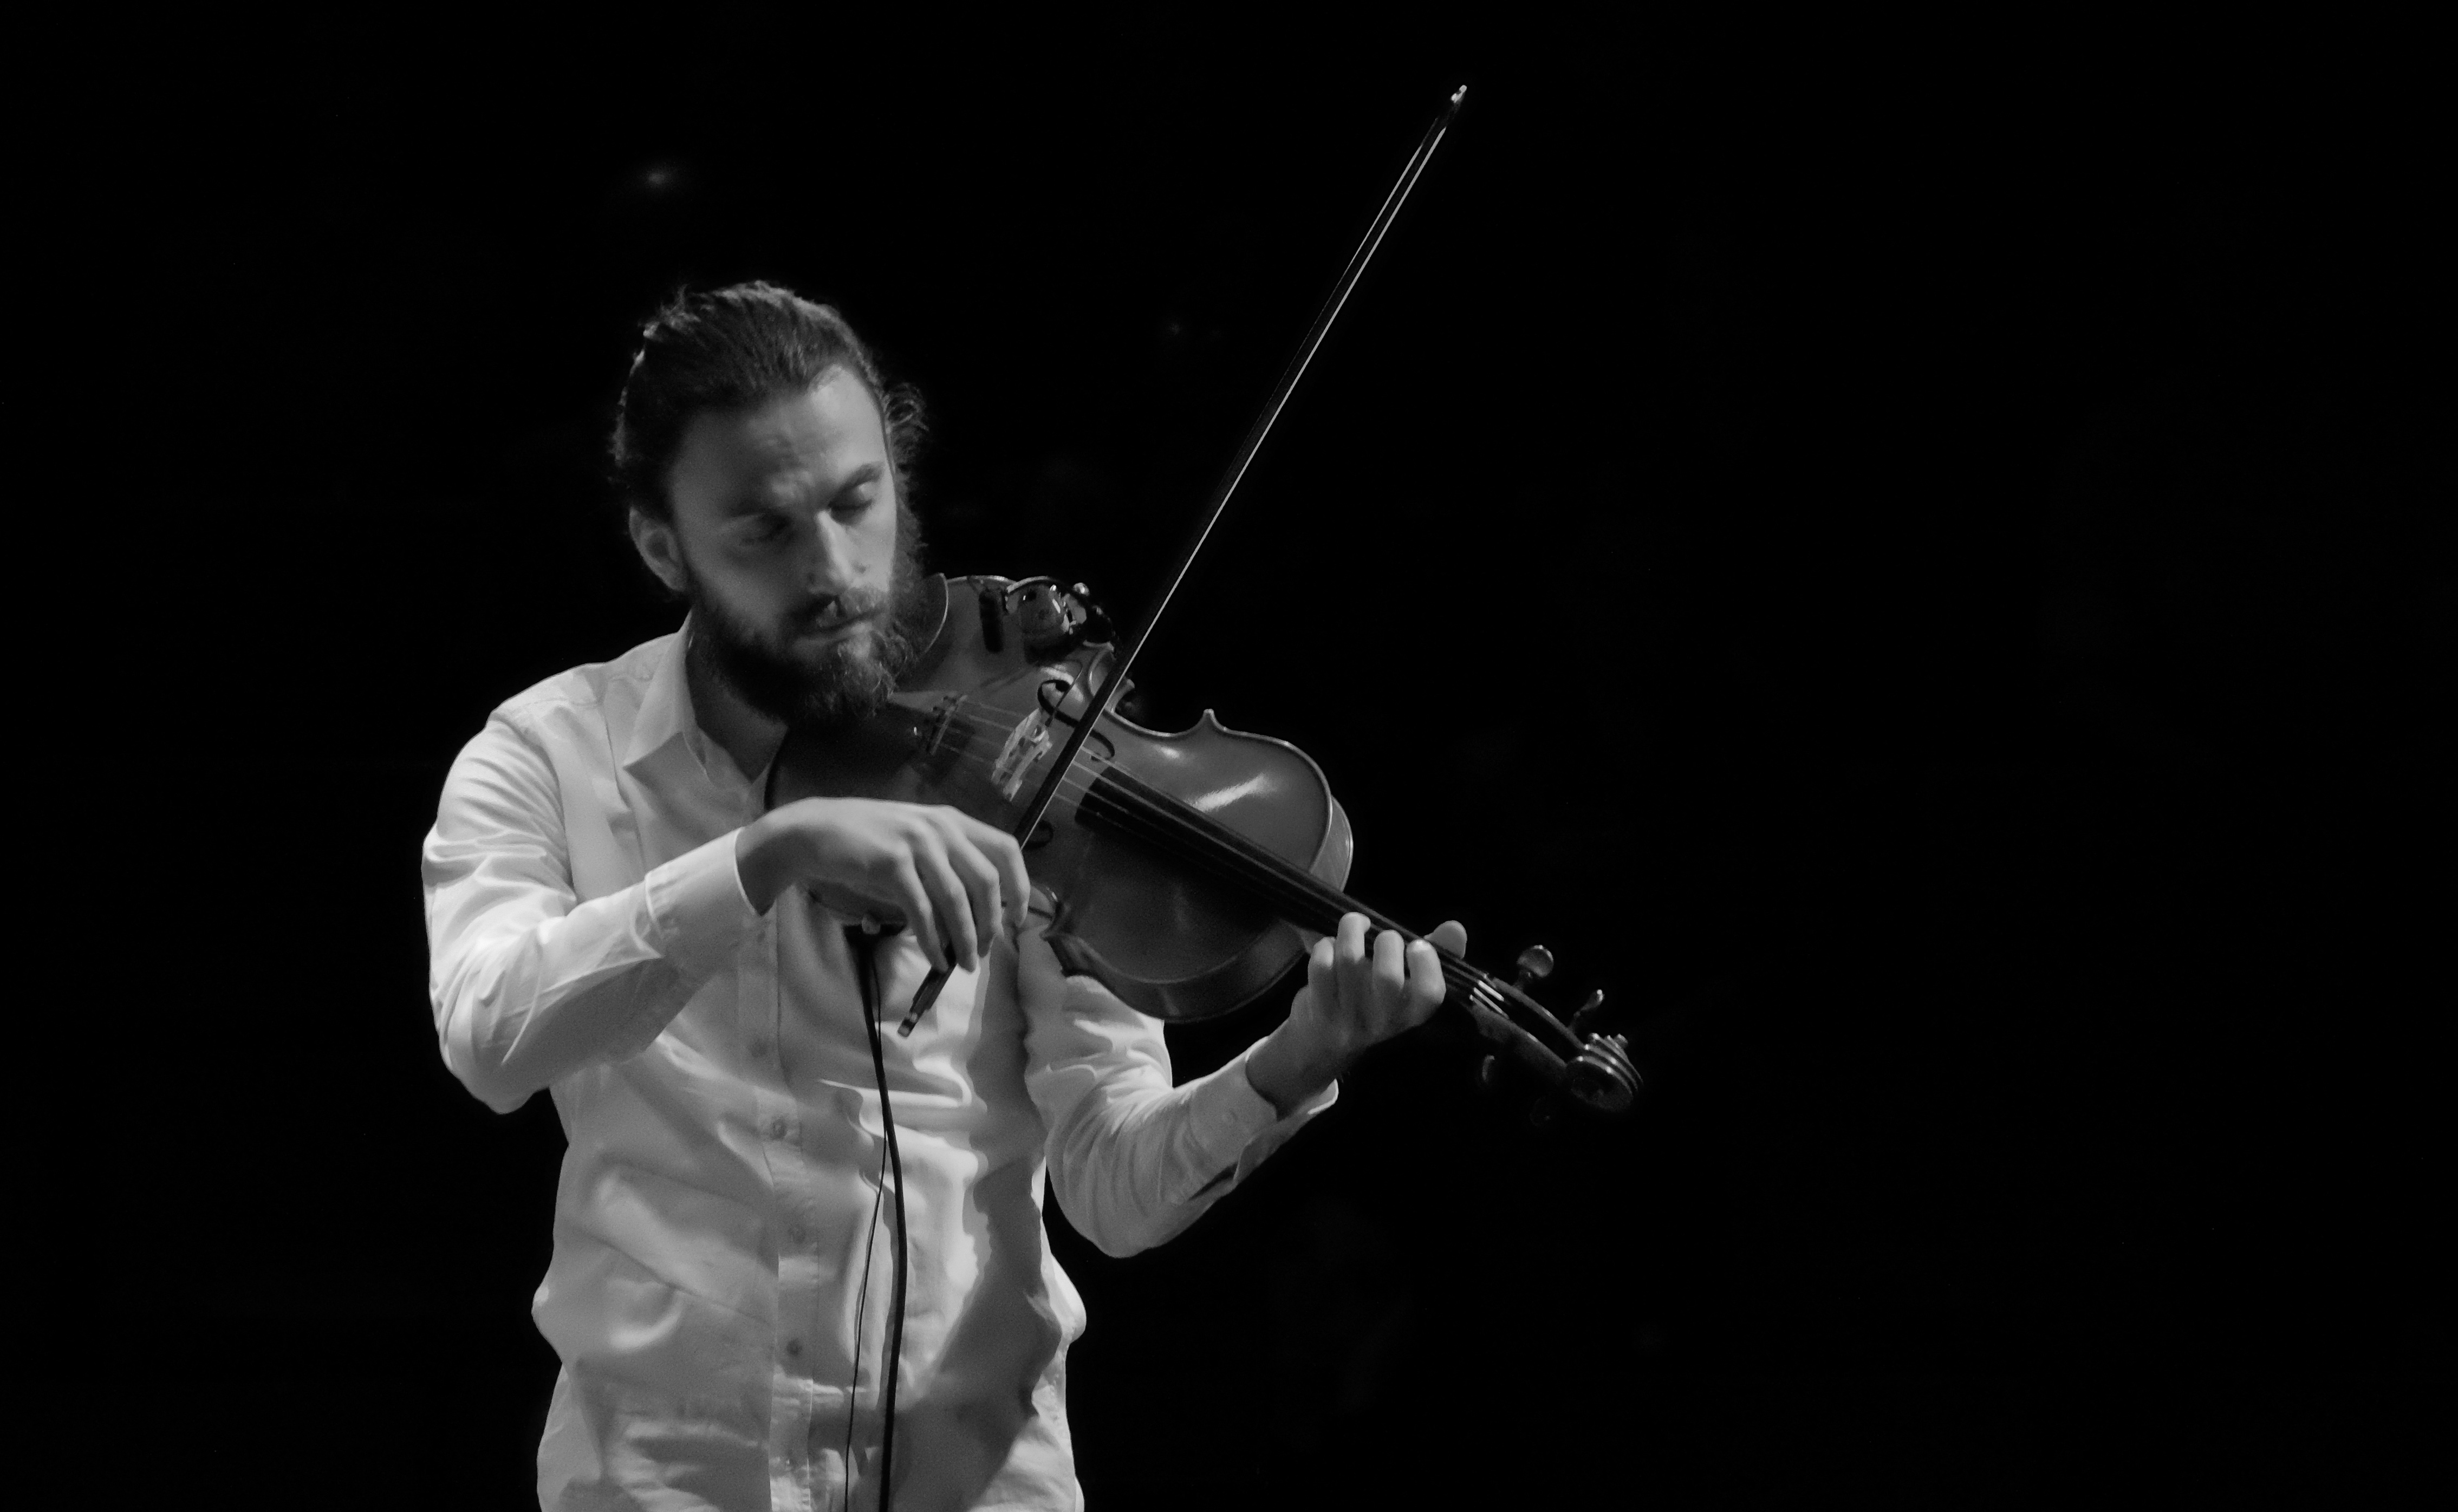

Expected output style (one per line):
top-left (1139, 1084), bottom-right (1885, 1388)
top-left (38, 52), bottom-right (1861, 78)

top-left (847, 922), bottom-right (908, 1512)
top-left (838, 1134), bottom-right (886, 1503)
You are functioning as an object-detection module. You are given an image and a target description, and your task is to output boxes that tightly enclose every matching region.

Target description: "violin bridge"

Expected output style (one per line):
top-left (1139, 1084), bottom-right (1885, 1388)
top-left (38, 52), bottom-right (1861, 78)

top-left (991, 707), bottom-right (1054, 800)
top-left (920, 701), bottom-right (955, 758)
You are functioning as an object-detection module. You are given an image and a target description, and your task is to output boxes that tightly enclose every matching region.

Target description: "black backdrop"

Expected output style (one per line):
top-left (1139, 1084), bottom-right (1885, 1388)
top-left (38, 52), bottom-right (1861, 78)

top-left (60, 17), bottom-right (2444, 1509)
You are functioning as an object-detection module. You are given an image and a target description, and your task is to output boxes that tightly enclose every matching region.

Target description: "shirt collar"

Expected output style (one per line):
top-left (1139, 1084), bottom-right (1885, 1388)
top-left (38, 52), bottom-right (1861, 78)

top-left (624, 615), bottom-right (774, 796)
top-left (622, 616), bottom-right (701, 775)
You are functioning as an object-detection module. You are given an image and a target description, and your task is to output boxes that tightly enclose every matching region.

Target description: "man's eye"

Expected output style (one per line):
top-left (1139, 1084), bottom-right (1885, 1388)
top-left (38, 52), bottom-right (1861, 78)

top-left (742, 517), bottom-right (789, 543)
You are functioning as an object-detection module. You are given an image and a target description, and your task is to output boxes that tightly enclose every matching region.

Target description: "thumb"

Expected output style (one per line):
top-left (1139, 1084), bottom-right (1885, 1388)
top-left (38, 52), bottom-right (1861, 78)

top-left (1012, 917), bottom-right (1065, 1005)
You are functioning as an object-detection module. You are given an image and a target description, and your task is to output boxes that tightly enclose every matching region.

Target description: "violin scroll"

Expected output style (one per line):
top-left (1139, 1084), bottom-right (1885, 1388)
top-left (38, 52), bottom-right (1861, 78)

top-left (1466, 943), bottom-right (1642, 1120)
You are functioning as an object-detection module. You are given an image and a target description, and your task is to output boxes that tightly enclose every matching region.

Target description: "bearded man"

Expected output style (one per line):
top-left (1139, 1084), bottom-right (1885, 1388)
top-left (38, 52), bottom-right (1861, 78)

top-left (422, 282), bottom-right (1464, 1511)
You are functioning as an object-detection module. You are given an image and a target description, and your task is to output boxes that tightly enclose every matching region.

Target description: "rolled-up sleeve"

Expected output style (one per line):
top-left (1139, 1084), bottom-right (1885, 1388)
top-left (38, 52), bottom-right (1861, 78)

top-left (1022, 963), bottom-right (1336, 1257)
top-left (422, 713), bottom-right (759, 1113)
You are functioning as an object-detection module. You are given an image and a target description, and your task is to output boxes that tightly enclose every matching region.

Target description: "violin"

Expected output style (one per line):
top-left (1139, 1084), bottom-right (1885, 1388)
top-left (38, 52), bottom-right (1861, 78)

top-left (766, 87), bottom-right (1639, 1119)
top-left (768, 573), bottom-right (1641, 1117)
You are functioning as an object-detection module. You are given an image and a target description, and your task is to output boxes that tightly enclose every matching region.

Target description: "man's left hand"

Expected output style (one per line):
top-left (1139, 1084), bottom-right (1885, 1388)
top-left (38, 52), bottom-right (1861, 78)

top-left (1245, 913), bottom-right (1464, 1118)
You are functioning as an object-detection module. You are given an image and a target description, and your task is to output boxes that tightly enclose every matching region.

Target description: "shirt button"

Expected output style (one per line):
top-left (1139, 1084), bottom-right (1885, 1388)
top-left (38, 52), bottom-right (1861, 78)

top-left (784, 1339), bottom-right (803, 1358)
top-left (787, 1224), bottom-right (807, 1246)
top-left (766, 1117), bottom-right (788, 1139)
top-left (747, 1038), bottom-right (771, 1059)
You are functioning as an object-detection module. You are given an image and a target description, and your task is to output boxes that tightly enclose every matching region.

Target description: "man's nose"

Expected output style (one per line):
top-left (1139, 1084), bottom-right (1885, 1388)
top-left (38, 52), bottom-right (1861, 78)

top-left (799, 513), bottom-right (864, 596)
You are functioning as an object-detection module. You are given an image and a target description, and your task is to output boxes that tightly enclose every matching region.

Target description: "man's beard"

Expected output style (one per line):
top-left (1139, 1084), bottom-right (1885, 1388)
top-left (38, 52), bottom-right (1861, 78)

top-left (683, 519), bottom-right (929, 733)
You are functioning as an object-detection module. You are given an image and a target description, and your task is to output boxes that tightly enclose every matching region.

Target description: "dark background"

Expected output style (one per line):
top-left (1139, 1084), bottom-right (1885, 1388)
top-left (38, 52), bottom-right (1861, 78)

top-left (49, 15), bottom-right (2445, 1509)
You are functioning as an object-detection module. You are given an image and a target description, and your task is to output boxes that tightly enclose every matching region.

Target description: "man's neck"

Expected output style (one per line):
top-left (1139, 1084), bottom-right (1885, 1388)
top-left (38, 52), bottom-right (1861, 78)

top-left (684, 625), bottom-right (786, 785)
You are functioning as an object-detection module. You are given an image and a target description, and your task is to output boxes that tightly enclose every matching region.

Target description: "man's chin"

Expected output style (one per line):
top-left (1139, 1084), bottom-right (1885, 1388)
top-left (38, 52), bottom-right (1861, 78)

top-left (782, 631), bottom-right (888, 689)
top-left (790, 620), bottom-right (876, 657)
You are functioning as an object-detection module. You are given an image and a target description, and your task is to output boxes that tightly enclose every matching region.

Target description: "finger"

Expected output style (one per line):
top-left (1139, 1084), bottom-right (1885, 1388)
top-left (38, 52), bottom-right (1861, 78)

top-left (913, 839), bottom-right (980, 973)
top-left (1306, 934), bottom-right (1339, 1010)
top-left (1403, 937), bottom-right (1448, 1020)
top-left (1427, 919), bottom-right (1467, 956)
top-left (937, 820), bottom-right (1006, 970)
top-left (956, 813), bottom-right (1033, 938)
top-left (892, 862), bottom-right (949, 974)
top-left (1371, 926), bottom-right (1409, 1015)
top-left (1336, 912), bottom-right (1370, 973)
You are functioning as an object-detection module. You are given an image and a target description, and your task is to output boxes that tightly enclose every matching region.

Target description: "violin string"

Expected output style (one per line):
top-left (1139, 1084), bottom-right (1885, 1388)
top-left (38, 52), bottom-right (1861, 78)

top-left (905, 699), bottom-right (1439, 946)
top-left (885, 696), bottom-right (1553, 1019)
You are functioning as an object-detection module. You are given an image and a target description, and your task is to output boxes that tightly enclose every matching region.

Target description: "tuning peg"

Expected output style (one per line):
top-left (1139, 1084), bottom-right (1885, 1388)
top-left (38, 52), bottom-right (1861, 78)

top-left (1569, 988), bottom-right (1607, 1036)
top-left (1069, 583), bottom-right (1115, 642)
top-left (1512, 945), bottom-right (1555, 992)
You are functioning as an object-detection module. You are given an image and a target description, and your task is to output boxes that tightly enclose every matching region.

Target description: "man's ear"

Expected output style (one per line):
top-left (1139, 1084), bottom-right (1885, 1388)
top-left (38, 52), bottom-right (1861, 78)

top-left (628, 507), bottom-right (691, 595)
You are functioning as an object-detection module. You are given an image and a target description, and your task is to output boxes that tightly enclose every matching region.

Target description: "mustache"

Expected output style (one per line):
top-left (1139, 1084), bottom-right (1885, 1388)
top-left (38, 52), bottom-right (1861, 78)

top-left (789, 584), bottom-right (892, 634)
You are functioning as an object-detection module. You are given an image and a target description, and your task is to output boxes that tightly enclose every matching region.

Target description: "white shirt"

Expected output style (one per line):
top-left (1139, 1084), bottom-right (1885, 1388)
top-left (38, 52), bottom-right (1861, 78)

top-left (422, 623), bottom-right (1332, 1511)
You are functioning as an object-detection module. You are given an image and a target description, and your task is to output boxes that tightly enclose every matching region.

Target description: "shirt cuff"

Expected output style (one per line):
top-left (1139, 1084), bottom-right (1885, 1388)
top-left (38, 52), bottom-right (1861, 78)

top-left (1182, 1045), bottom-right (1340, 1188)
top-left (641, 831), bottom-right (763, 983)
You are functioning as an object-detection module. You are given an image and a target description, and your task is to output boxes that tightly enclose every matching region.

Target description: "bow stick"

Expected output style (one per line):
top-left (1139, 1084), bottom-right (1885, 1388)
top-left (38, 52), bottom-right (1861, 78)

top-left (900, 86), bottom-right (1469, 1025)
top-left (1012, 84), bottom-right (1468, 844)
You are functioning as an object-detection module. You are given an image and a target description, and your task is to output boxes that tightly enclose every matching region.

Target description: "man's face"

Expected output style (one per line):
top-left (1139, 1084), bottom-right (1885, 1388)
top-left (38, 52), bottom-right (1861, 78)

top-left (633, 369), bottom-right (921, 729)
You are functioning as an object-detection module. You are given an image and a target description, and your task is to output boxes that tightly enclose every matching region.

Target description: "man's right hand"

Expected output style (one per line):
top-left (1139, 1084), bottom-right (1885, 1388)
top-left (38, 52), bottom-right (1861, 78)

top-left (736, 798), bottom-right (1031, 974)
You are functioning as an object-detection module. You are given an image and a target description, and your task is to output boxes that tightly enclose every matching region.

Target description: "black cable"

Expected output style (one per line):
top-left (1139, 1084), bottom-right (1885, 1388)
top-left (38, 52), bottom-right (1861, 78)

top-left (839, 1152), bottom-right (886, 1496)
top-left (848, 924), bottom-right (908, 1512)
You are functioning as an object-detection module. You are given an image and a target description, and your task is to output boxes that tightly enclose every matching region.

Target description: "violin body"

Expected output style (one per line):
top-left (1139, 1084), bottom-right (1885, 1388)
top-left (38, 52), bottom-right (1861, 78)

top-left (770, 573), bottom-right (1353, 1021)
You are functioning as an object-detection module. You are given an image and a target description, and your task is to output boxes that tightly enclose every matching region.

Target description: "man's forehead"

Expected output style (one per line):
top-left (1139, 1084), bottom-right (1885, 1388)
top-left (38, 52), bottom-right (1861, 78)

top-left (680, 373), bottom-right (888, 501)
top-left (737, 374), bottom-right (886, 459)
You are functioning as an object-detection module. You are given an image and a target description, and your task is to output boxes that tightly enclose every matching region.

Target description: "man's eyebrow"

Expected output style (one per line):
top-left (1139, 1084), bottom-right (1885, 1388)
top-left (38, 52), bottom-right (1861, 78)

top-left (727, 462), bottom-right (886, 516)
top-left (829, 462), bottom-right (885, 499)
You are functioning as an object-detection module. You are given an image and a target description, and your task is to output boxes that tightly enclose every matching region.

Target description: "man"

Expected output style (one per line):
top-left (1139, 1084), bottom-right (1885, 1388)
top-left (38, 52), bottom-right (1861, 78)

top-left (423, 282), bottom-right (1467, 1510)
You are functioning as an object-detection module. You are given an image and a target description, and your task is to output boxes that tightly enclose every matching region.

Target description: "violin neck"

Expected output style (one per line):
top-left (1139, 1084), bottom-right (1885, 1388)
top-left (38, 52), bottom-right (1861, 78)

top-left (1079, 765), bottom-right (1576, 1052)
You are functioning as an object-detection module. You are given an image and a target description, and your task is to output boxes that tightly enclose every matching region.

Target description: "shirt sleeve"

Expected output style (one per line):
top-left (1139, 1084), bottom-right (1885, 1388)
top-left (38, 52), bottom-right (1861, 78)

top-left (1020, 960), bottom-right (1336, 1257)
top-left (422, 712), bottom-right (762, 1113)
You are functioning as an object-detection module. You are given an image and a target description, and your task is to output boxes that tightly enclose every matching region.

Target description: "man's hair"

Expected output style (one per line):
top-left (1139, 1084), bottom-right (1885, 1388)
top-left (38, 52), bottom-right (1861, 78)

top-left (609, 282), bottom-right (925, 523)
